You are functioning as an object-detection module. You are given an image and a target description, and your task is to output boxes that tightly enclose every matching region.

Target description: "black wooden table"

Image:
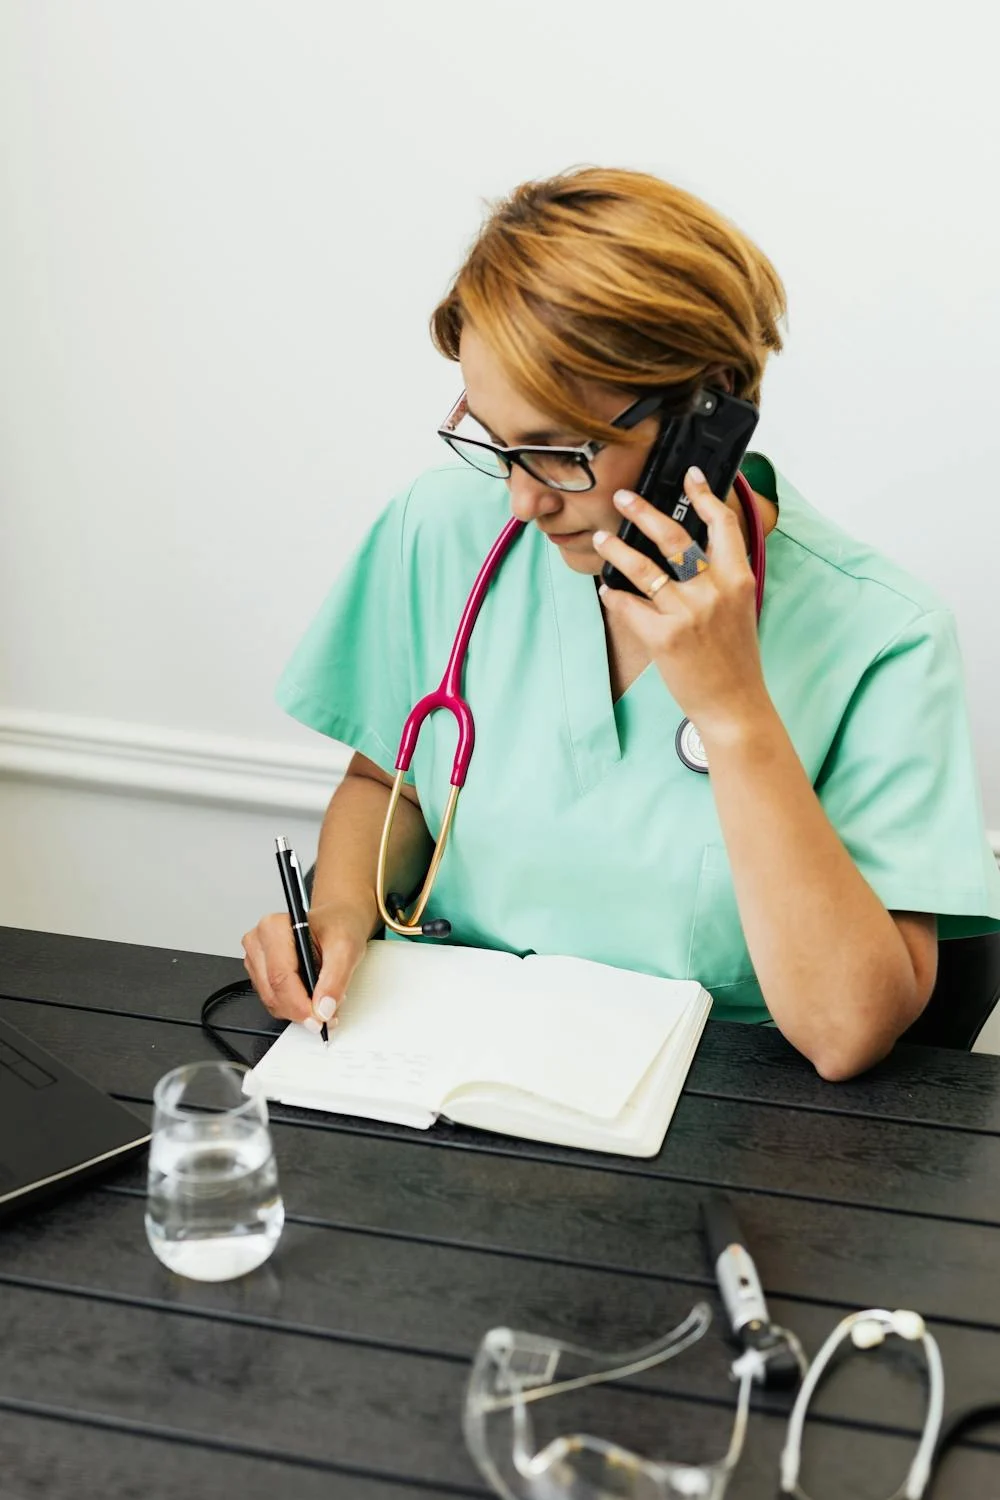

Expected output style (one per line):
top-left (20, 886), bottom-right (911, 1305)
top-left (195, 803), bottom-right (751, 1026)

top-left (1, 927), bottom-right (1000, 1499)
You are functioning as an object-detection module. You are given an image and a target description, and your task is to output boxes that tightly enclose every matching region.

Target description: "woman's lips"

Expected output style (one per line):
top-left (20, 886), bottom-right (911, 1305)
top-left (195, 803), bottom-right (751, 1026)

top-left (544, 528), bottom-right (589, 546)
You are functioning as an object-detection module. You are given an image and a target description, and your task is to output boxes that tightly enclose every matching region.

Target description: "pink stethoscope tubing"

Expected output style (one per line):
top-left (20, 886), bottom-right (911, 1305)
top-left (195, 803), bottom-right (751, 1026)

top-left (375, 471), bottom-right (765, 935)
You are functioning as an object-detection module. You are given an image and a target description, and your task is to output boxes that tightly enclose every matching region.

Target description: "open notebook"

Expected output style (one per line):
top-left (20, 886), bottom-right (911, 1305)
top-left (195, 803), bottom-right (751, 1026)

top-left (248, 942), bottom-right (712, 1158)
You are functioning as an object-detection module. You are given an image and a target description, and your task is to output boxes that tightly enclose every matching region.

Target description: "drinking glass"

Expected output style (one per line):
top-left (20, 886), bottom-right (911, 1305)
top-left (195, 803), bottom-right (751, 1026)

top-left (145, 1060), bottom-right (284, 1282)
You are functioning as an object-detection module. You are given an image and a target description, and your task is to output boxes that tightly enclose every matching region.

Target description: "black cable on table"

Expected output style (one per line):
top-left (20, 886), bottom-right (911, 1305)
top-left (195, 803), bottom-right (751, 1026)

top-left (199, 978), bottom-right (261, 1066)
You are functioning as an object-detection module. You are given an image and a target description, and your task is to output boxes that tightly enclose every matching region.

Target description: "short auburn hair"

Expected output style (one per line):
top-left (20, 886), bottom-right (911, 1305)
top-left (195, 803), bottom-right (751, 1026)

top-left (431, 166), bottom-right (786, 444)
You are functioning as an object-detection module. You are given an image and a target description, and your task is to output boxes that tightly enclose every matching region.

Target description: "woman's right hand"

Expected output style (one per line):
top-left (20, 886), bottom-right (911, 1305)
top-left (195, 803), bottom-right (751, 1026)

top-left (241, 901), bottom-right (370, 1034)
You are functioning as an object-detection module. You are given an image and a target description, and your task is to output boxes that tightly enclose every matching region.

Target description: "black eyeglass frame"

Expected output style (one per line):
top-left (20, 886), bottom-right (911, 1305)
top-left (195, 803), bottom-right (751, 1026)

top-left (437, 391), bottom-right (665, 492)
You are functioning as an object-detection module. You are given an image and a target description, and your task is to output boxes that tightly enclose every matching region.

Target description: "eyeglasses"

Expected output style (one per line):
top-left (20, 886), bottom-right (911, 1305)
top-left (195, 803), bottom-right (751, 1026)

top-left (463, 1303), bottom-right (792, 1500)
top-left (438, 391), bottom-right (664, 493)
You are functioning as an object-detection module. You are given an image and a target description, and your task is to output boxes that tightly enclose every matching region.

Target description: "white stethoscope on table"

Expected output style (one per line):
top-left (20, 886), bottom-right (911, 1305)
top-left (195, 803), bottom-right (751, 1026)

top-left (375, 471), bottom-right (766, 940)
top-left (781, 1308), bottom-right (945, 1500)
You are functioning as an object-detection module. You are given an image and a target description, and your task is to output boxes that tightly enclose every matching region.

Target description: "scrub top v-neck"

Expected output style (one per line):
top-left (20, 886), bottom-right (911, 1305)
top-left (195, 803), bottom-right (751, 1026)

top-left (277, 458), bottom-right (1000, 1024)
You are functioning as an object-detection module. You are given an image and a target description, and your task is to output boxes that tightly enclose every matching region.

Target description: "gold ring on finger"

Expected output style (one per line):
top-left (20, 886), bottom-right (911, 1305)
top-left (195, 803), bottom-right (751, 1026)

top-left (646, 572), bottom-right (671, 600)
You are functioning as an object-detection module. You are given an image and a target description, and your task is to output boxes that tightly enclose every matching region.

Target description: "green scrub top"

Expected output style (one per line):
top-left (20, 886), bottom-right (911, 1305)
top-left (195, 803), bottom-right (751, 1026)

top-left (277, 456), bottom-right (1000, 1023)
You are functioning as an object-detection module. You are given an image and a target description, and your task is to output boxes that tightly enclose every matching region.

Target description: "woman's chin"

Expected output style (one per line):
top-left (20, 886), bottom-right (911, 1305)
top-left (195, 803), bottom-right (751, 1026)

top-left (557, 546), bottom-right (602, 575)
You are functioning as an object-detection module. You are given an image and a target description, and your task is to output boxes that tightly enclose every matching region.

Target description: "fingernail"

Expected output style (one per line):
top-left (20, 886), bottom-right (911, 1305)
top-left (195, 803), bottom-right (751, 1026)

top-left (613, 489), bottom-right (635, 508)
top-left (598, 583), bottom-right (609, 600)
top-left (315, 994), bottom-right (337, 1021)
top-left (687, 466), bottom-right (705, 484)
top-left (592, 529), bottom-right (609, 545)
top-left (303, 1016), bottom-right (321, 1035)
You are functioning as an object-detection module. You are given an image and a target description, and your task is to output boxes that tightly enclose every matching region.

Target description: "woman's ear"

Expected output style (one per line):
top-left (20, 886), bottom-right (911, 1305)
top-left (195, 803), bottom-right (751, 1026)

top-left (705, 365), bottom-right (736, 395)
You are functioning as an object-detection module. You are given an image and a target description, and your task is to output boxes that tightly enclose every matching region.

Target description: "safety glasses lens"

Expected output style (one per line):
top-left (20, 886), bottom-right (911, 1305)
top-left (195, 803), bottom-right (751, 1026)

top-left (464, 1311), bottom-right (727, 1500)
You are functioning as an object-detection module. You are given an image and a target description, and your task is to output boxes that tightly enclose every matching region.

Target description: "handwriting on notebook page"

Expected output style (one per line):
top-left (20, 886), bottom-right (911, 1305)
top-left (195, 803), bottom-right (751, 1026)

top-left (326, 1047), bottom-right (433, 1094)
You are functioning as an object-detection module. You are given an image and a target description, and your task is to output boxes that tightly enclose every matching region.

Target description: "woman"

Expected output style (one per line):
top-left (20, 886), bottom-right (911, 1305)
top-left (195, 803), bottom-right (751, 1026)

top-left (243, 167), bottom-right (1000, 1080)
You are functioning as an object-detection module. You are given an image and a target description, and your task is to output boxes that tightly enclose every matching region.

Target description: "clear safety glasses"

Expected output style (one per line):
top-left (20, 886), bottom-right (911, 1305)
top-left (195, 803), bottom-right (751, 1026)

top-left (438, 391), bottom-right (663, 493)
top-left (464, 1303), bottom-right (763, 1500)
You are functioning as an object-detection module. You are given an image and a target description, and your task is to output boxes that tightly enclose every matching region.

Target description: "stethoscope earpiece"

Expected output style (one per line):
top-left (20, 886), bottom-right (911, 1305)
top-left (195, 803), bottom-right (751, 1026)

top-left (421, 918), bottom-right (452, 938)
top-left (850, 1318), bottom-right (886, 1350)
top-left (890, 1309), bottom-right (927, 1342)
top-left (849, 1310), bottom-right (925, 1350)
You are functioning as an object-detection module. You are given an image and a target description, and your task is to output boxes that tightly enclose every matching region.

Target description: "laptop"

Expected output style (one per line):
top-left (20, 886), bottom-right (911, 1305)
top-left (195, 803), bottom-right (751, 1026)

top-left (0, 1014), bottom-right (150, 1218)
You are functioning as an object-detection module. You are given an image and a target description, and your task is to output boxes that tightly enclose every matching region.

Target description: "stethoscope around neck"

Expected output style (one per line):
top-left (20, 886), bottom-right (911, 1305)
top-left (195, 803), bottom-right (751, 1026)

top-left (375, 470), bottom-right (766, 939)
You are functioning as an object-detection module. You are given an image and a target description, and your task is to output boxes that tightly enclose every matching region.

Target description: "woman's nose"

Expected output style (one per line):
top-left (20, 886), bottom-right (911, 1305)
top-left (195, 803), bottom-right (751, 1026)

top-left (508, 467), bottom-right (561, 524)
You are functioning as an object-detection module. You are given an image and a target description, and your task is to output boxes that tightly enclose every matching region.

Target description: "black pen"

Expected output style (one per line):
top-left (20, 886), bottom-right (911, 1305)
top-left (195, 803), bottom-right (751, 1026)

top-left (274, 836), bottom-right (326, 1044)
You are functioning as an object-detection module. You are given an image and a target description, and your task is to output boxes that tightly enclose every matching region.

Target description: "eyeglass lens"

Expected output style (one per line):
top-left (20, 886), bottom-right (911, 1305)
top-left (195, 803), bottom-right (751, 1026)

top-left (444, 402), bottom-right (597, 491)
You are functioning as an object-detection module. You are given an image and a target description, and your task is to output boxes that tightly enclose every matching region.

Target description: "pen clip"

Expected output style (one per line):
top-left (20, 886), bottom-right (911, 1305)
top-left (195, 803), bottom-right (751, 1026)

top-left (288, 848), bottom-right (310, 908)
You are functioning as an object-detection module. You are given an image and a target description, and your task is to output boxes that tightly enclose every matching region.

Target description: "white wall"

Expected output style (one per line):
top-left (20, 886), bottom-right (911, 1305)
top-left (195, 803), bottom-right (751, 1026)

top-left (1, 1), bottom-right (998, 968)
top-left (0, 777), bottom-right (324, 958)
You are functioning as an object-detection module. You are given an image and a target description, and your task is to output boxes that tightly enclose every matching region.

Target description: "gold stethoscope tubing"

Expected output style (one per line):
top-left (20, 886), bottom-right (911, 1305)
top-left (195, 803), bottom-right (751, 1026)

top-left (376, 774), bottom-right (461, 936)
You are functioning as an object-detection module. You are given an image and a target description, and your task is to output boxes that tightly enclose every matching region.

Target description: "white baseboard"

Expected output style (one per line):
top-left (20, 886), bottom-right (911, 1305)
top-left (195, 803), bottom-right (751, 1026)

top-left (0, 708), bottom-right (349, 816)
top-left (2, 707), bottom-right (999, 860)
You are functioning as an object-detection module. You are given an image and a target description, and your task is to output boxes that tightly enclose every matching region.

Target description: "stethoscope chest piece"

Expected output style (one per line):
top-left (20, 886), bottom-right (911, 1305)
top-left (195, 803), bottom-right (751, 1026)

top-left (676, 718), bottom-right (710, 774)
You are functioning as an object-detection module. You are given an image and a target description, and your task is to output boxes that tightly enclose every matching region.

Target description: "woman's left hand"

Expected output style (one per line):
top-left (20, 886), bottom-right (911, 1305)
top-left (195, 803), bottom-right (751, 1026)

top-left (594, 466), bottom-right (769, 739)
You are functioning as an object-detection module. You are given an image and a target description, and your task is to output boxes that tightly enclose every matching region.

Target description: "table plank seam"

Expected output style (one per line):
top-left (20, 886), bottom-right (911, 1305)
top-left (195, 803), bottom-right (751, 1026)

top-left (9, 988), bottom-right (1000, 1135)
top-left (7, 1270), bottom-right (1000, 1450)
top-left (104, 1092), bottom-right (1000, 1232)
top-left (0, 989), bottom-right (273, 1038)
top-left (0, 1395), bottom-right (488, 1497)
top-left (90, 1187), bottom-right (1000, 1336)
top-left (0, 1269), bottom-right (470, 1366)
top-left (3, 1364), bottom-right (997, 1472)
top-left (256, 1098), bottom-right (1000, 1157)
top-left (99, 1181), bottom-right (732, 1281)
top-left (681, 1085), bottom-right (1000, 1138)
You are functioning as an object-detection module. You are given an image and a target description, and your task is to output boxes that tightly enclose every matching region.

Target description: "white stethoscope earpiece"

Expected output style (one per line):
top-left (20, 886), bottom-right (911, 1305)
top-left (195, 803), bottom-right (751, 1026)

top-left (890, 1309), bottom-right (927, 1342)
top-left (849, 1317), bottom-right (886, 1350)
top-left (847, 1309), bottom-right (924, 1350)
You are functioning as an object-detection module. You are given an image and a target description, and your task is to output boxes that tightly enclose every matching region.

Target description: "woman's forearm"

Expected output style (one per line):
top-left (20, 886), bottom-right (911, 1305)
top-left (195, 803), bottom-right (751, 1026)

top-left (700, 696), bottom-right (926, 1080)
top-left (310, 767), bottom-right (433, 940)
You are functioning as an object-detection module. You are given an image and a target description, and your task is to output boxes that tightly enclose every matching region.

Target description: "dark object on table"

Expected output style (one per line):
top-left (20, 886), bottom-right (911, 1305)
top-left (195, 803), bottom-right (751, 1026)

top-left (0, 1015), bottom-right (149, 1219)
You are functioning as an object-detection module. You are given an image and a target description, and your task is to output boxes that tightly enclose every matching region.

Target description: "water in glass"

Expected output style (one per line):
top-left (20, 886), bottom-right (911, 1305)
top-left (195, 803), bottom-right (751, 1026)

top-left (145, 1060), bottom-right (284, 1281)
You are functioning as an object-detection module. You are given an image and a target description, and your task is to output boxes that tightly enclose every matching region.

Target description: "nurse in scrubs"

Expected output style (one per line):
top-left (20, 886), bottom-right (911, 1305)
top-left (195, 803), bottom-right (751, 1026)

top-left (242, 167), bottom-right (1000, 1080)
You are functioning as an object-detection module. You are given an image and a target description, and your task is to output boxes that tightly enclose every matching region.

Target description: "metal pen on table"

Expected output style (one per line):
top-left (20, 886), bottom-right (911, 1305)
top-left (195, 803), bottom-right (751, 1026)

top-left (274, 837), bottom-right (326, 1044)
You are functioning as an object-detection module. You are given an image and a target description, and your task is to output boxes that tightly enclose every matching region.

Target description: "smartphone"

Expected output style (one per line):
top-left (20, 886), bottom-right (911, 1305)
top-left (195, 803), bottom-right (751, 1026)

top-left (601, 387), bottom-right (759, 594)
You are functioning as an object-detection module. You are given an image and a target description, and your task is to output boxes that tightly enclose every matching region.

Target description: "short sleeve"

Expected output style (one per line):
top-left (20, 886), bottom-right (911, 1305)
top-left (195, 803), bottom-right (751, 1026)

top-left (816, 608), bottom-right (1000, 938)
top-left (275, 491), bottom-right (412, 778)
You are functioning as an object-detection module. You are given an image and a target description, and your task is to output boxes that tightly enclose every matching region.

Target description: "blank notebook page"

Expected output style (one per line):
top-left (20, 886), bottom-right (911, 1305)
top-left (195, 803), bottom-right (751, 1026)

top-left (478, 953), bottom-right (701, 1117)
